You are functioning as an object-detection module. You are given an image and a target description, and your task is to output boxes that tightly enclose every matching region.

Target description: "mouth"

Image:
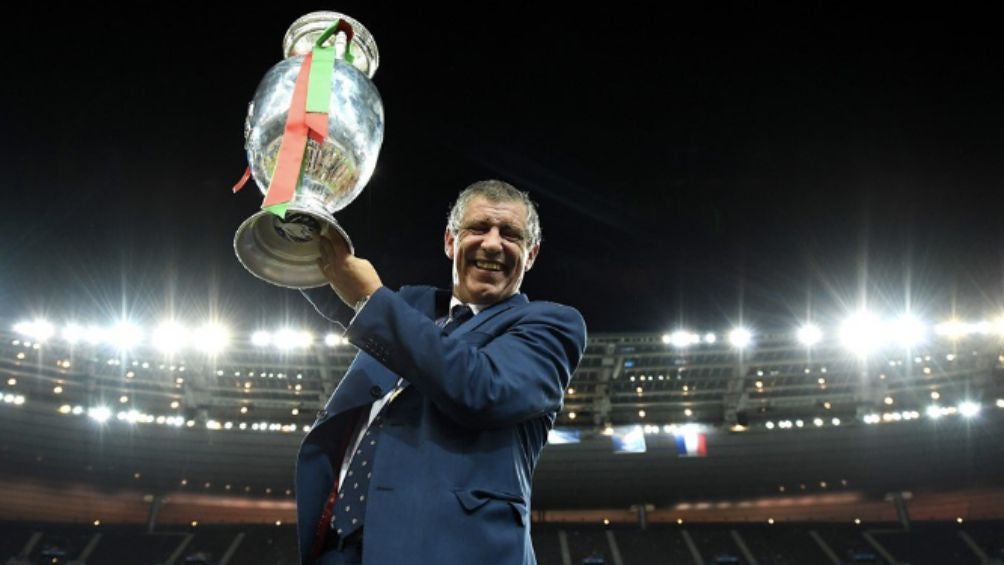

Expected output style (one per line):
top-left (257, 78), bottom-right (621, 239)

top-left (474, 260), bottom-right (505, 272)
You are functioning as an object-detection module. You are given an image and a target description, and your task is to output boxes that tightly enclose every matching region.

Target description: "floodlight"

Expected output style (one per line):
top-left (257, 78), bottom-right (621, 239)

top-left (796, 324), bottom-right (823, 347)
top-left (62, 323), bottom-right (85, 344)
top-left (272, 329), bottom-right (313, 350)
top-left (889, 315), bottom-right (927, 348)
top-left (273, 328), bottom-right (301, 350)
top-left (88, 406), bottom-right (112, 423)
top-left (839, 310), bottom-right (884, 355)
top-left (669, 330), bottom-right (698, 348)
top-left (152, 321), bottom-right (188, 353)
top-left (194, 323), bottom-right (229, 354)
top-left (252, 331), bottom-right (272, 347)
top-left (297, 331), bottom-right (314, 348)
top-left (107, 322), bottom-right (143, 351)
top-left (728, 328), bottom-right (753, 349)
top-left (703, 333), bottom-right (717, 344)
top-left (958, 401), bottom-right (980, 418)
top-left (13, 319), bottom-right (56, 342)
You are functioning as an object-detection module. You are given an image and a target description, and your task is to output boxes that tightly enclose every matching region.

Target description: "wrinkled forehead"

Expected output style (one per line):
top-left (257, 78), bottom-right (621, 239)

top-left (461, 196), bottom-right (529, 228)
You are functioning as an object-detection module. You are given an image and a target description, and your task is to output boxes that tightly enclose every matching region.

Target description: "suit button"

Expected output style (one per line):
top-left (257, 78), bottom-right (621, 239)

top-left (369, 385), bottom-right (383, 398)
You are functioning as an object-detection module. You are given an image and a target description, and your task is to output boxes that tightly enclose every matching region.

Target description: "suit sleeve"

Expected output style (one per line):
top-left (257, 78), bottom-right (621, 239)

top-left (299, 286), bottom-right (355, 329)
top-left (345, 287), bottom-right (587, 430)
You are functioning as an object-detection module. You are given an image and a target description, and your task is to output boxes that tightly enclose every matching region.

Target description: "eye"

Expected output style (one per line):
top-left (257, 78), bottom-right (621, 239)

top-left (501, 229), bottom-right (524, 242)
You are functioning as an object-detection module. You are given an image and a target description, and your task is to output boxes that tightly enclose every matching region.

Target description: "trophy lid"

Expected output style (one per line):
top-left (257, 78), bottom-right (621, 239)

top-left (282, 11), bottom-right (379, 78)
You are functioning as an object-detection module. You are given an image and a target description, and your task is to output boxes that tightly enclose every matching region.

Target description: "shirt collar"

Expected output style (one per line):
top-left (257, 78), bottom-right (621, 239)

top-left (450, 295), bottom-right (486, 316)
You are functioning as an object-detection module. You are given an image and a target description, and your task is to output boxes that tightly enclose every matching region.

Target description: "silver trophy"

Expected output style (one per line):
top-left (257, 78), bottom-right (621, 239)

top-left (234, 11), bottom-right (383, 288)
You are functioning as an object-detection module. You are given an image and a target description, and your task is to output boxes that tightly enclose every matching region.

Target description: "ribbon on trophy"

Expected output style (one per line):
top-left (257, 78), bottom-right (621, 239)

top-left (233, 19), bottom-right (356, 221)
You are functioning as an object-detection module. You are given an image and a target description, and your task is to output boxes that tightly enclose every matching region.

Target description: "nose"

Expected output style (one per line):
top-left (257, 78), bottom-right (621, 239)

top-left (480, 227), bottom-right (503, 254)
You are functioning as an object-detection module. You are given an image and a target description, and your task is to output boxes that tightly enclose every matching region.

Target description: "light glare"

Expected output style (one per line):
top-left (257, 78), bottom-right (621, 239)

top-left (107, 322), bottom-right (143, 350)
top-left (889, 315), bottom-right (927, 348)
top-left (194, 324), bottom-right (229, 354)
top-left (839, 311), bottom-right (884, 356)
top-left (88, 406), bottom-right (112, 423)
top-left (274, 328), bottom-right (312, 350)
top-left (13, 319), bottom-right (56, 342)
top-left (958, 401), bottom-right (980, 418)
top-left (935, 320), bottom-right (969, 339)
top-left (728, 328), bottom-right (753, 348)
top-left (152, 321), bottom-right (188, 353)
top-left (62, 323), bottom-right (85, 344)
top-left (668, 330), bottom-right (699, 348)
top-left (796, 324), bottom-right (823, 347)
top-left (251, 331), bottom-right (272, 347)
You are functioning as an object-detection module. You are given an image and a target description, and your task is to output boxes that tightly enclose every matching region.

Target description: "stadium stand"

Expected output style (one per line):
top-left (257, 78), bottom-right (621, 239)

top-left (2, 320), bottom-right (1004, 564)
top-left (614, 524), bottom-right (694, 564)
top-left (737, 524), bottom-right (830, 564)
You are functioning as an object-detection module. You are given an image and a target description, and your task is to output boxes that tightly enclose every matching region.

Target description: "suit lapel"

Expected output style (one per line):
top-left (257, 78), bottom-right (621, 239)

top-left (326, 361), bottom-right (400, 415)
top-left (448, 293), bottom-right (528, 338)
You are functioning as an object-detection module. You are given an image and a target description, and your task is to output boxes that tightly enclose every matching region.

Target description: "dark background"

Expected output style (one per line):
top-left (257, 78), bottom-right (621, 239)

top-left (2, 4), bottom-right (1002, 333)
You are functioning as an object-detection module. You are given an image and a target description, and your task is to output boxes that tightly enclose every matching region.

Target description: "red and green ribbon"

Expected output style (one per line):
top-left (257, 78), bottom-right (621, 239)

top-left (257, 20), bottom-right (355, 218)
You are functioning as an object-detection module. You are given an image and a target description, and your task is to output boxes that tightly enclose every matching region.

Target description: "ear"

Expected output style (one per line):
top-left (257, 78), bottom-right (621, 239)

top-left (524, 243), bottom-right (541, 271)
top-left (444, 228), bottom-right (456, 260)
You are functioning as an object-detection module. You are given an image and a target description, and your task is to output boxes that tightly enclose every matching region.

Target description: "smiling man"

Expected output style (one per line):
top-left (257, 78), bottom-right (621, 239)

top-left (296, 180), bottom-right (587, 565)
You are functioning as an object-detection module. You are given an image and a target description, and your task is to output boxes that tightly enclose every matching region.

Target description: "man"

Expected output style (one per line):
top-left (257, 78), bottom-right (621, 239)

top-left (296, 180), bottom-right (587, 564)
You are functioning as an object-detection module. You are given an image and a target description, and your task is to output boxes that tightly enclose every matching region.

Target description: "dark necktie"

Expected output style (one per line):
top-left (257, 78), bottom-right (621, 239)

top-left (442, 304), bottom-right (474, 335)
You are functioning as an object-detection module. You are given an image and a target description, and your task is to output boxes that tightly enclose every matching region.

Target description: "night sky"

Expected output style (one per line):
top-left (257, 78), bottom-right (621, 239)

top-left (3, 5), bottom-right (1002, 333)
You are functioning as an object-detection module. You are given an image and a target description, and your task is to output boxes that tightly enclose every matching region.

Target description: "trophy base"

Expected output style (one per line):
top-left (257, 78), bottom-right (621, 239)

top-left (234, 207), bottom-right (354, 289)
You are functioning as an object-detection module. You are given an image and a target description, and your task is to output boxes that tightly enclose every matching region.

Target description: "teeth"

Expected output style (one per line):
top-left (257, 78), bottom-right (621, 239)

top-left (475, 260), bottom-right (504, 271)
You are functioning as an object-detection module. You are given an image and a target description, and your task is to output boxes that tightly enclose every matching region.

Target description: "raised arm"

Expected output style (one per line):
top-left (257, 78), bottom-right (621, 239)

top-left (346, 287), bottom-right (586, 429)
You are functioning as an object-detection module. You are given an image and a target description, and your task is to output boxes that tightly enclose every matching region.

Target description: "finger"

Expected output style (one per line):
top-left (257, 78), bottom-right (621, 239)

top-left (325, 230), bottom-right (352, 257)
top-left (318, 232), bottom-right (339, 262)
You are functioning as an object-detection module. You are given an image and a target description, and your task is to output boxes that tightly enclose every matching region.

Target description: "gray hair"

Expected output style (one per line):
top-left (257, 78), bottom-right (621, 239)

top-left (446, 180), bottom-right (542, 247)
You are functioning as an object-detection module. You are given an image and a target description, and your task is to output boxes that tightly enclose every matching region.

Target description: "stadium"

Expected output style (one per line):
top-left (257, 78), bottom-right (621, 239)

top-left (2, 313), bottom-right (1002, 564)
top-left (4, 4), bottom-right (1004, 565)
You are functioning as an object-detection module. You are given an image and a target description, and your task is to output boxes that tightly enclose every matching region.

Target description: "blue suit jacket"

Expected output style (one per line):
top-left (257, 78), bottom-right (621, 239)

top-left (296, 285), bottom-right (586, 565)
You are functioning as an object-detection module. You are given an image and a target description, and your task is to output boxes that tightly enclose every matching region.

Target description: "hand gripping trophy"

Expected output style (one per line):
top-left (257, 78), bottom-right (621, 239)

top-left (233, 11), bottom-right (383, 288)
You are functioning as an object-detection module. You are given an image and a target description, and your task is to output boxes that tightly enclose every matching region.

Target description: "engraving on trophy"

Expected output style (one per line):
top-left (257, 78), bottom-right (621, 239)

top-left (272, 213), bottom-right (322, 243)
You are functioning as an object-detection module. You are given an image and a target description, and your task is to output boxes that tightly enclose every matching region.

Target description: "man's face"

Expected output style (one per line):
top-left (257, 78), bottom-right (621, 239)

top-left (444, 195), bottom-right (540, 306)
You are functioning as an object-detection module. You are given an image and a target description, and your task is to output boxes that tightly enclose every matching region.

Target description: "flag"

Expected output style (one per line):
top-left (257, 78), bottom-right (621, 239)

top-left (675, 429), bottom-right (707, 457)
